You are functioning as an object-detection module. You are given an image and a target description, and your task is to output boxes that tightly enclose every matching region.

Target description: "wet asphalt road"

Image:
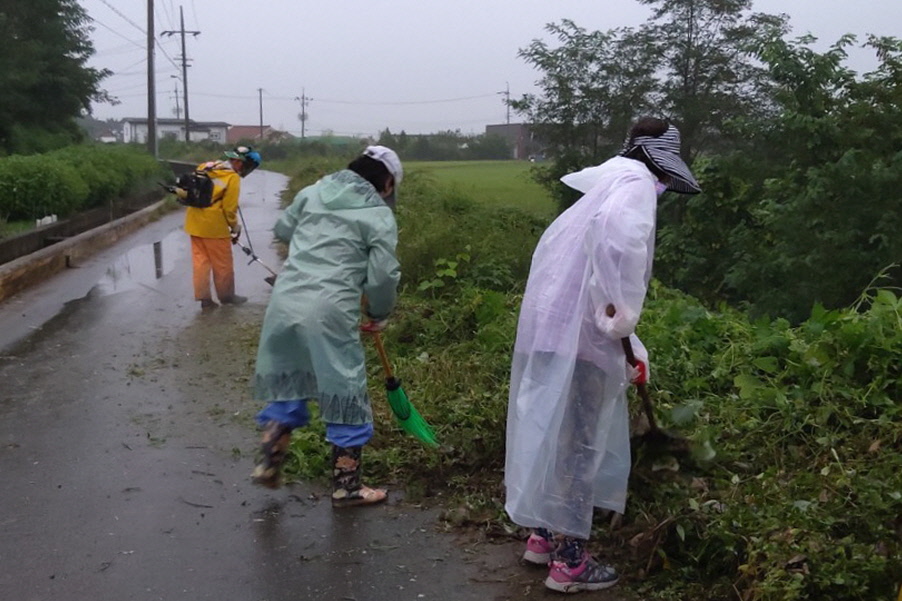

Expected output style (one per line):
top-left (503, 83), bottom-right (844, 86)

top-left (0, 170), bottom-right (539, 601)
top-left (0, 170), bottom-right (627, 601)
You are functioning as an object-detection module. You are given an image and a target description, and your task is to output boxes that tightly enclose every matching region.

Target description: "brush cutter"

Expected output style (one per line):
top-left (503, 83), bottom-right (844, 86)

top-left (621, 336), bottom-right (689, 450)
top-left (233, 206), bottom-right (278, 286)
top-left (361, 324), bottom-right (438, 447)
top-left (233, 238), bottom-right (278, 286)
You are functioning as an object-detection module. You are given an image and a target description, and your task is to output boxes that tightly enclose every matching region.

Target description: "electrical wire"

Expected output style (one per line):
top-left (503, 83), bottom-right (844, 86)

top-left (313, 93), bottom-right (499, 106)
top-left (96, 0), bottom-right (145, 35)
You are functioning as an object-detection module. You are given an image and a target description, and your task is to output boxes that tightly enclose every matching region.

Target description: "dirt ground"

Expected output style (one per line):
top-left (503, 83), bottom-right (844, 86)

top-left (0, 170), bottom-right (629, 601)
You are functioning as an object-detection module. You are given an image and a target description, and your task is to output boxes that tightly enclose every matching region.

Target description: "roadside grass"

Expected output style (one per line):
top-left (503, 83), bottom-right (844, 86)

top-left (0, 218), bottom-right (34, 238)
top-left (407, 160), bottom-right (554, 219)
top-left (259, 157), bottom-right (902, 600)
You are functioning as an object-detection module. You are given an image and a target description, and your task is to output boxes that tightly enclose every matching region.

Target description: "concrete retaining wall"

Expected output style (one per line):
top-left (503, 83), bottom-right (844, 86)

top-left (0, 200), bottom-right (170, 304)
top-left (0, 190), bottom-right (162, 266)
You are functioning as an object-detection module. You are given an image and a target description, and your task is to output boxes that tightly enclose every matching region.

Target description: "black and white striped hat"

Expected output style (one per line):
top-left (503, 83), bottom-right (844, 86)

top-left (620, 124), bottom-right (701, 194)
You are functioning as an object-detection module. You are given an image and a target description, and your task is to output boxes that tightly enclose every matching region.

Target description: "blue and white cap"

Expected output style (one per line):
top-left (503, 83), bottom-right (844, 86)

top-left (620, 123), bottom-right (701, 194)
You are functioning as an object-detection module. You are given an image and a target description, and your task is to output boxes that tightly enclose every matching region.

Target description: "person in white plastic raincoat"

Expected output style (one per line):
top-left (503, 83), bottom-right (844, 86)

top-left (250, 146), bottom-right (402, 508)
top-left (504, 118), bottom-right (701, 593)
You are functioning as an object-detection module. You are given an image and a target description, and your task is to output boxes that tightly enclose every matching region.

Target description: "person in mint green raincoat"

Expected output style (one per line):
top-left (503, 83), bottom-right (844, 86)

top-left (250, 146), bottom-right (402, 507)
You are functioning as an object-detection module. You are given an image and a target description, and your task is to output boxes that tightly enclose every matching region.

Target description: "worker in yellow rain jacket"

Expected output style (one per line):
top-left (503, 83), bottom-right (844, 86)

top-left (183, 145), bottom-right (261, 309)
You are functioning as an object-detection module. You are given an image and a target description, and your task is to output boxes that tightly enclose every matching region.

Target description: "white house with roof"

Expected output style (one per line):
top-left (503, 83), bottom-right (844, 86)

top-left (121, 118), bottom-right (230, 144)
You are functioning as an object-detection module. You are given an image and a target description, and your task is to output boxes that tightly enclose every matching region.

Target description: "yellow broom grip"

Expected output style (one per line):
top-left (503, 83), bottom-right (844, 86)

top-left (370, 332), bottom-right (395, 379)
top-left (360, 295), bottom-right (395, 378)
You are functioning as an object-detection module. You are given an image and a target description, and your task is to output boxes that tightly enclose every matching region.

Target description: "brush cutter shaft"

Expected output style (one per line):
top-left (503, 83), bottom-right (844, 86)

top-left (232, 240), bottom-right (278, 276)
top-left (231, 207), bottom-right (279, 278)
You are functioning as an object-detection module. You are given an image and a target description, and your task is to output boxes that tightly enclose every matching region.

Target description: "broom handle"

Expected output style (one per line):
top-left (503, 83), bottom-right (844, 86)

top-left (369, 331), bottom-right (395, 379)
top-left (359, 295), bottom-right (394, 378)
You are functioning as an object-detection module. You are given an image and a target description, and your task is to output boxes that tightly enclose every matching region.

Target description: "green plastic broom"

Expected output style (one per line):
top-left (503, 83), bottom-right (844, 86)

top-left (366, 329), bottom-right (438, 447)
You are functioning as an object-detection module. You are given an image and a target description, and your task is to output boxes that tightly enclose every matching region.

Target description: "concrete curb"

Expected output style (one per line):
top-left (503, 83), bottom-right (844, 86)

top-left (0, 200), bottom-right (171, 304)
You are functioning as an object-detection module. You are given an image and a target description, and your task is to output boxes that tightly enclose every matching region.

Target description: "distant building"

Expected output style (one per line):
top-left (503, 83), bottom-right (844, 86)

top-left (121, 118), bottom-right (230, 144)
top-left (485, 123), bottom-right (543, 160)
top-left (227, 125), bottom-right (293, 145)
top-left (96, 129), bottom-right (118, 144)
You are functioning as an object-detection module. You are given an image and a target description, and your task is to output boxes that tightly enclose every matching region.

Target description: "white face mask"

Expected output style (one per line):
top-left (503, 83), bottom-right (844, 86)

top-left (654, 181), bottom-right (668, 196)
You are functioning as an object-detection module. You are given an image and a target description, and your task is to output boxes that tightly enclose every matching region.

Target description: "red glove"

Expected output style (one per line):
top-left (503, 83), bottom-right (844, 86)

top-left (360, 319), bottom-right (388, 333)
top-left (629, 360), bottom-right (647, 385)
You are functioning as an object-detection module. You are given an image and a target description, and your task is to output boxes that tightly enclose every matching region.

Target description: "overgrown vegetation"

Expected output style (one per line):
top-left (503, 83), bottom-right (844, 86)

top-left (655, 34), bottom-right (902, 324)
top-left (258, 159), bottom-right (902, 601)
top-left (512, 0), bottom-right (902, 325)
top-left (0, 144), bottom-right (166, 230)
top-left (612, 281), bottom-right (902, 601)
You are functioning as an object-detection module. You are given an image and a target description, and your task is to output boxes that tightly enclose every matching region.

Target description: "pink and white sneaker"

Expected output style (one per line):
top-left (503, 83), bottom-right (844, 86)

top-left (522, 532), bottom-right (555, 565)
top-left (545, 552), bottom-right (619, 593)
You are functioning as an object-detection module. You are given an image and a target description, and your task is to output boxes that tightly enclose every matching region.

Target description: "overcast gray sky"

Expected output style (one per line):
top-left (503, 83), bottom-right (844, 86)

top-left (80, 0), bottom-right (902, 138)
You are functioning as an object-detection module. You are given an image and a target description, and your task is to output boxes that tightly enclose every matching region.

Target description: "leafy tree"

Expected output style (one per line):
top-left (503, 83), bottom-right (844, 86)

top-left (513, 4), bottom-right (784, 212)
top-left (724, 34), bottom-right (902, 321)
top-left (512, 20), bottom-right (657, 211)
top-left (655, 32), bottom-right (902, 322)
top-left (467, 134), bottom-right (512, 160)
top-left (377, 128), bottom-right (398, 149)
top-left (0, 0), bottom-right (110, 154)
top-left (634, 0), bottom-right (787, 159)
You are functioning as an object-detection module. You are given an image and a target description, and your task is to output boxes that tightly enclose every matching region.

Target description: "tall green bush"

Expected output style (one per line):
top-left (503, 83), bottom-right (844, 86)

top-left (656, 35), bottom-right (902, 323)
top-left (0, 144), bottom-right (166, 221)
top-left (593, 283), bottom-right (901, 601)
top-left (0, 154), bottom-right (88, 220)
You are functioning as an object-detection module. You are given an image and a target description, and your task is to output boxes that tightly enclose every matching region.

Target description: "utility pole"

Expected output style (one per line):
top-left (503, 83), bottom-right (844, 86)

top-left (497, 82), bottom-right (511, 125)
top-left (172, 80), bottom-right (181, 119)
top-left (162, 6), bottom-right (199, 143)
top-left (258, 88), bottom-right (264, 141)
top-left (294, 90), bottom-right (310, 139)
top-left (146, 0), bottom-right (157, 156)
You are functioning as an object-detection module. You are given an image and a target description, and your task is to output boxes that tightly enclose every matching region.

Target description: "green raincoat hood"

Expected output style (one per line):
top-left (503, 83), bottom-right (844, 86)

top-left (318, 170), bottom-right (388, 211)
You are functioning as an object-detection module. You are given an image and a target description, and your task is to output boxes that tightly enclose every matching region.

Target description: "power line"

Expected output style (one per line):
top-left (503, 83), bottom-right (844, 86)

top-left (154, 39), bottom-right (181, 72)
top-left (90, 18), bottom-right (143, 49)
top-left (190, 0), bottom-right (200, 32)
top-left (160, 0), bottom-right (174, 31)
top-left (94, 43), bottom-right (146, 57)
top-left (92, 1), bottom-right (180, 73)
top-left (313, 93), bottom-right (498, 106)
top-left (97, 0), bottom-right (145, 35)
top-left (189, 91), bottom-right (500, 106)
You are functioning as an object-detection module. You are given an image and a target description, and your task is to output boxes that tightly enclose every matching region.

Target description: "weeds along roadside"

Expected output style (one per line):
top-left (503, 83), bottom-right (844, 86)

top-left (255, 159), bottom-right (902, 601)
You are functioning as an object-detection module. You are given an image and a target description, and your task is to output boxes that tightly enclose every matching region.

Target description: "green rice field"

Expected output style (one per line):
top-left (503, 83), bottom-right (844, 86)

top-left (407, 160), bottom-right (554, 219)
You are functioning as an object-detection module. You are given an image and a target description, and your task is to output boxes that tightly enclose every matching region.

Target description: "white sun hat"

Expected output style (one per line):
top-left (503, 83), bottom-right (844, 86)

top-left (362, 145), bottom-right (403, 205)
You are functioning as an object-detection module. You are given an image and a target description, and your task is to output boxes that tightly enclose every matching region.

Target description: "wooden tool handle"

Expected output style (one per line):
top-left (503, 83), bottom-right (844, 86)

top-left (368, 331), bottom-right (394, 379)
top-left (621, 336), bottom-right (637, 367)
top-left (621, 335), bottom-right (658, 431)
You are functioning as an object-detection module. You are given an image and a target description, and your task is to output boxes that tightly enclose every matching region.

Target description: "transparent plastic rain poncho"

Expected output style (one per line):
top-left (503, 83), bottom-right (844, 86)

top-left (504, 157), bottom-right (654, 539)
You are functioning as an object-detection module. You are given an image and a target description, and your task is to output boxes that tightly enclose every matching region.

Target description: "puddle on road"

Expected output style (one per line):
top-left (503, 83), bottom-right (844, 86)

top-left (92, 229), bottom-right (184, 297)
